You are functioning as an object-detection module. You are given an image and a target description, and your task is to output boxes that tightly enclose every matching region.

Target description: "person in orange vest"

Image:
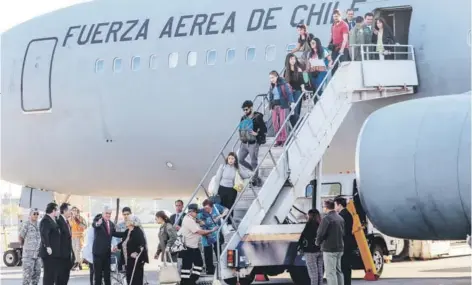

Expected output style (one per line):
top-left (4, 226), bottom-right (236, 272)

top-left (69, 206), bottom-right (87, 270)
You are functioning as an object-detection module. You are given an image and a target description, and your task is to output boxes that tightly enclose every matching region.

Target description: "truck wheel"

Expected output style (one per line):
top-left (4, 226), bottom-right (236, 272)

top-left (289, 266), bottom-right (310, 285)
top-left (3, 250), bottom-right (19, 267)
top-left (394, 239), bottom-right (410, 260)
top-left (370, 244), bottom-right (385, 276)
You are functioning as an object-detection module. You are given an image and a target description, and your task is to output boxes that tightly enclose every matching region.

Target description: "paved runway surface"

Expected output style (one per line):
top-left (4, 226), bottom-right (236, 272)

top-left (2, 227), bottom-right (471, 284)
top-left (1, 255), bottom-right (470, 285)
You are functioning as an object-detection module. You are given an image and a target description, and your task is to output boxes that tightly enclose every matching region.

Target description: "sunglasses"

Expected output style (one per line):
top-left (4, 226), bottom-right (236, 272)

top-left (243, 108), bottom-right (250, 112)
top-left (33, 212), bottom-right (39, 216)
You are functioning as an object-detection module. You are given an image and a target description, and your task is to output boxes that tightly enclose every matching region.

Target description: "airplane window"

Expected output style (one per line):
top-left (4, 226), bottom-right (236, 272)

top-left (113, 58), bottom-right (122, 73)
top-left (226, 49), bottom-right (236, 63)
top-left (131, 56), bottom-right (141, 71)
top-left (286, 44), bottom-right (297, 53)
top-left (187, 51), bottom-right (197, 67)
top-left (206, 50), bottom-right (217, 65)
top-left (149, 55), bottom-right (158, 70)
top-left (246, 47), bottom-right (256, 61)
top-left (265, 45), bottom-right (276, 62)
top-left (169, 52), bottom-right (178, 68)
top-left (95, 59), bottom-right (104, 73)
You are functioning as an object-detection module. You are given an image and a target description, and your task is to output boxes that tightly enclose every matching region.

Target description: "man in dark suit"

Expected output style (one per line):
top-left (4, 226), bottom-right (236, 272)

top-left (93, 206), bottom-right (123, 285)
top-left (56, 203), bottom-right (75, 285)
top-left (335, 196), bottom-right (357, 285)
top-left (39, 202), bottom-right (61, 285)
top-left (169, 199), bottom-right (185, 230)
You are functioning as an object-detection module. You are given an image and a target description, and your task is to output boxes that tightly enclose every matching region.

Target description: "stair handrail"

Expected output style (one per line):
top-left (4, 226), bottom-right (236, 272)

top-left (180, 92), bottom-right (270, 216)
top-left (284, 55), bottom-right (346, 145)
top-left (215, 54), bottom-right (343, 281)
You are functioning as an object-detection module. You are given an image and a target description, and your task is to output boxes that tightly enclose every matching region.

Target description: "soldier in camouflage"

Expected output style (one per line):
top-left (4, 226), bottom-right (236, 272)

top-left (19, 208), bottom-right (42, 285)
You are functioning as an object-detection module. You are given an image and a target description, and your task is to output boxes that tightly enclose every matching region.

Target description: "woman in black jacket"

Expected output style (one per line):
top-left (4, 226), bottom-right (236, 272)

top-left (118, 215), bottom-right (149, 285)
top-left (298, 209), bottom-right (323, 285)
top-left (372, 17), bottom-right (395, 60)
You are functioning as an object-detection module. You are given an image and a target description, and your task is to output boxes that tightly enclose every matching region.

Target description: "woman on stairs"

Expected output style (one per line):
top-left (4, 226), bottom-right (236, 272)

top-left (215, 152), bottom-right (250, 226)
top-left (269, 70), bottom-right (295, 146)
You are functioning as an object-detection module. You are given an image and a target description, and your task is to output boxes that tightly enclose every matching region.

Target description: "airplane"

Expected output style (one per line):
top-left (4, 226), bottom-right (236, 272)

top-left (1, 0), bottom-right (470, 239)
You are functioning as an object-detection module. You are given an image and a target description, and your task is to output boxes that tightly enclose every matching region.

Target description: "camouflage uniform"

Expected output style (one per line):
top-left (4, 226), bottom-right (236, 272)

top-left (19, 220), bottom-right (42, 285)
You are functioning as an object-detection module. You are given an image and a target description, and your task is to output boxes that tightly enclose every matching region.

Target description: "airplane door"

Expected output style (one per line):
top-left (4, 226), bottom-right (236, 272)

top-left (21, 37), bottom-right (58, 112)
top-left (377, 7), bottom-right (412, 60)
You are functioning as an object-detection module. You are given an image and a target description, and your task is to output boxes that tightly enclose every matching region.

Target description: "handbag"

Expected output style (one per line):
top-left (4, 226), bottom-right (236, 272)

top-left (208, 175), bottom-right (218, 195)
top-left (158, 250), bottom-right (181, 284)
top-left (233, 170), bottom-right (246, 192)
top-left (170, 231), bottom-right (186, 254)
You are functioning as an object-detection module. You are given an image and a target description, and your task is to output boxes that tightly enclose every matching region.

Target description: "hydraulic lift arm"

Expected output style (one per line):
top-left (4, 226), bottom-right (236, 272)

top-left (346, 200), bottom-right (379, 281)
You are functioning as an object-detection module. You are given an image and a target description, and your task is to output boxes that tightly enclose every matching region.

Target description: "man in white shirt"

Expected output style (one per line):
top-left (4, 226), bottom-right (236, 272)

top-left (179, 204), bottom-right (216, 285)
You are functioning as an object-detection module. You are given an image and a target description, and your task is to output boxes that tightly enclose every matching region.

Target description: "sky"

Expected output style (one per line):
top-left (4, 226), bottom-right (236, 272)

top-left (0, 0), bottom-right (87, 33)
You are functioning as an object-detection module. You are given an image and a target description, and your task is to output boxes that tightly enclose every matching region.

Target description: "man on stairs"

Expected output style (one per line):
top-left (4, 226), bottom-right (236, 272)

top-left (238, 100), bottom-right (267, 187)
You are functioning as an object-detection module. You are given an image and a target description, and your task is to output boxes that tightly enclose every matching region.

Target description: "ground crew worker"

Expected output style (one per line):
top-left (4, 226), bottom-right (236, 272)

top-left (19, 209), bottom-right (42, 285)
top-left (180, 204), bottom-right (217, 285)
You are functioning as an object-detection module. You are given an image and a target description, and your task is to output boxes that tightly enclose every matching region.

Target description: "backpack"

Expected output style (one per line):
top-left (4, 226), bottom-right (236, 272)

top-left (280, 83), bottom-right (293, 101)
top-left (239, 116), bottom-right (257, 143)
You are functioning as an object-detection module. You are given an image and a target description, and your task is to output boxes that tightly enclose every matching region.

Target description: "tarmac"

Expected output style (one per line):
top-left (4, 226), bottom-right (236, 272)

top-left (0, 255), bottom-right (470, 285)
top-left (2, 228), bottom-right (471, 285)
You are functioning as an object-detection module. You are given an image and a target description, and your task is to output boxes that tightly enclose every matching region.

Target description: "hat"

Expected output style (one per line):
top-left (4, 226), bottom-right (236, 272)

top-left (188, 204), bottom-right (199, 212)
top-left (29, 208), bottom-right (39, 215)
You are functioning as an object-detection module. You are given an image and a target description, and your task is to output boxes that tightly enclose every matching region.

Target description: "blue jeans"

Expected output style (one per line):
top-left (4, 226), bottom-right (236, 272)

top-left (292, 90), bottom-right (302, 117)
top-left (309, 71), bottom-right (328, 95)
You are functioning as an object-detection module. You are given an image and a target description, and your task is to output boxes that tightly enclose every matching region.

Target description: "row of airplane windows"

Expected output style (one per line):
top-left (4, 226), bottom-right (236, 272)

top-left (94, 44), bottom-right (297, 73)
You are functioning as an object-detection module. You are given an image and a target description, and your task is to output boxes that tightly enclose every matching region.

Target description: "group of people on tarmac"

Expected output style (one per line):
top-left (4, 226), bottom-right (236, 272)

top-left (20, 203), bottom-right (149, 285)
top-left (298, 197), bottom-right (356, 285)
top-left (154, 199), bottom-right (230, 285)
top-left (20, 203), bottom-right (84, 285)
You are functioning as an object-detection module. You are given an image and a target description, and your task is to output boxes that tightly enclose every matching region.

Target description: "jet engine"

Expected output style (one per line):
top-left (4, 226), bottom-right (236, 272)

top-left (356, 94), bottom-right (471, 240)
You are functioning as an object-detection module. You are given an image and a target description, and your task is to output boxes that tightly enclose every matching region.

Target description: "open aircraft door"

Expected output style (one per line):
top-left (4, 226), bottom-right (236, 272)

top-left (21, 37), bottom-right (58, 112)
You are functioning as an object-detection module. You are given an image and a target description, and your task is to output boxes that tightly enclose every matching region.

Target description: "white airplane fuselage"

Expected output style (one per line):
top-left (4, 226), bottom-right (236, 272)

top-left (1, 0), bottom-right (470, 197)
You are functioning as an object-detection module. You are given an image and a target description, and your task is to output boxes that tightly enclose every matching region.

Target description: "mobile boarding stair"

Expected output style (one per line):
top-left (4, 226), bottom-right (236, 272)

top-left (183, 44), bottom-right (418, 285)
